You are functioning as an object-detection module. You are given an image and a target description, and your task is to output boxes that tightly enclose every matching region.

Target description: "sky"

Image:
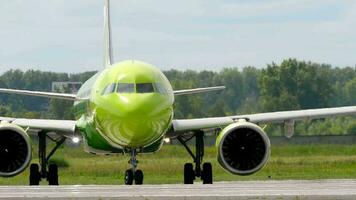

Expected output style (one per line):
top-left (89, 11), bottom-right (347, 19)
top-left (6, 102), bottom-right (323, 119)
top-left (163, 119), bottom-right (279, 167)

top-left (0, 0), bottom-right (355, 73)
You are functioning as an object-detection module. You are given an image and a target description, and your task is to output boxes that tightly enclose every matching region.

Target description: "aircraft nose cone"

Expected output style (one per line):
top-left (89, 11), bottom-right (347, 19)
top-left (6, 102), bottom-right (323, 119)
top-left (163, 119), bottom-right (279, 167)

top-left (95, 93), bottom-right (173, 147)
top-left (117, 94), bottom-right (166, 117)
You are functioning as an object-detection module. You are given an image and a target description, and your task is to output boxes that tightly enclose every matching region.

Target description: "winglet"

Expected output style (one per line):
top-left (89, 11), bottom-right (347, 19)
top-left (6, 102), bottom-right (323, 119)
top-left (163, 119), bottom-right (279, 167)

top-left (103, 0), bottom-right (114, 68)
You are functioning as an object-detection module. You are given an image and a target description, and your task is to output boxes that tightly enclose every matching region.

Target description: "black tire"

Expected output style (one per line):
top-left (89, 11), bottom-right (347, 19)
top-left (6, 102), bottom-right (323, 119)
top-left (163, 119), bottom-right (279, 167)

top-left (202, 162), bottom-right (213, 184)
top-left (125, 169), bottom-right (134, 185)
top-left (184, 163), bottom-right (195, 184)
top-left (48, 164), bottom-right (59, 185)
top-left (29, 164), bottom-right (40, 186)
top-left (134, 170), bottom-right (144, 185)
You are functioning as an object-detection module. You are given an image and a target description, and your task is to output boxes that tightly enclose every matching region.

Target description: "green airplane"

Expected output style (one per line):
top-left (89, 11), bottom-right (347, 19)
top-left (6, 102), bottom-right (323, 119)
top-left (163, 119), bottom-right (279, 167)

top-left (0, 0), bottom-right (356, 186)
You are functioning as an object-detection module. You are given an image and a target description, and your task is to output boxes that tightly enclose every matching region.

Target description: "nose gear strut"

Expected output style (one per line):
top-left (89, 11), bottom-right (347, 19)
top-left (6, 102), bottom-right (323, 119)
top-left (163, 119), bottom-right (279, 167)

top-left (124, 149), bottom-right (144, 185)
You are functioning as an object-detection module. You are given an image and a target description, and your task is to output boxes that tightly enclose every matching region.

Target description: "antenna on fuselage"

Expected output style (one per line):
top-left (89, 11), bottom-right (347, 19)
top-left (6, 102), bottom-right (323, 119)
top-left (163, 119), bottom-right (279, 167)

top-left (104, 0), bottom-right (114, 68)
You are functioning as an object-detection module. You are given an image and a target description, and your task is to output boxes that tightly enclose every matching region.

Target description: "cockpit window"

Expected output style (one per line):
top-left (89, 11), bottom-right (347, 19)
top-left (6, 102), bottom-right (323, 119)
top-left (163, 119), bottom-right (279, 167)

top-left (102, 83), bottom-right (116, 95)
top-left (136, 83), bottom-right (155, 93)
top-left (117, 83), bottom-right (135, 93)
top-left (154, 83), bottom-right (167, 95)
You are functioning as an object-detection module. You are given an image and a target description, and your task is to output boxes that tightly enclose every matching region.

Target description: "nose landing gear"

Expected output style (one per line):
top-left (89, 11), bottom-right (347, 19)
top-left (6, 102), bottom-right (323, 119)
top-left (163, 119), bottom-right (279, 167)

top-left (124, 149), bottom-right (144, 185)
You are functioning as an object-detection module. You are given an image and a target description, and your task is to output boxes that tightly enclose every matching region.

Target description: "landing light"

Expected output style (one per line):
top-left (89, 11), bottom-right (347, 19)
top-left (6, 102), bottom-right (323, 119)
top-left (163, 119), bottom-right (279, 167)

top-left (164, 138), bottom-right (171, 143)
top-left (72, 137), bottom-right (80, 144)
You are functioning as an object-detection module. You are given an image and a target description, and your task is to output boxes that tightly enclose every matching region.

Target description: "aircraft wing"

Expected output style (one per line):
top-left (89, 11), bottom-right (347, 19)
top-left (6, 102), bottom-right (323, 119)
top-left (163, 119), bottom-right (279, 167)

top-left (0, 88), bottom-right (78, 100)
top-left (0, 117), bottom-right (78, 137)
top-left (172, 106), bottom-right (356, 132)
top-left (174, 86), bottom-right (225, 96)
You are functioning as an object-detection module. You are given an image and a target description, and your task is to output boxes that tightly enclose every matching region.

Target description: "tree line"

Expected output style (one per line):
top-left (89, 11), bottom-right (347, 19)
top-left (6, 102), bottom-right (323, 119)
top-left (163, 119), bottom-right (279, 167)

top-left (0, 59), bottom-right (355, 135)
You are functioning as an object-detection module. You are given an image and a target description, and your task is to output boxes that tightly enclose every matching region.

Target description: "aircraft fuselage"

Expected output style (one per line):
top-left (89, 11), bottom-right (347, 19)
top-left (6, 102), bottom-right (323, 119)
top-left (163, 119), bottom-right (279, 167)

top-left (74, 60), bottom-right (174, 153)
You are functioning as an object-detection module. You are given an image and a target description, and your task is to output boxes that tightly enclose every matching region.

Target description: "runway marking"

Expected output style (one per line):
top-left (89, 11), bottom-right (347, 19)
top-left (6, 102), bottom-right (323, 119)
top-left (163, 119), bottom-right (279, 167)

top-left (1, 179), bottom-right (356, 199)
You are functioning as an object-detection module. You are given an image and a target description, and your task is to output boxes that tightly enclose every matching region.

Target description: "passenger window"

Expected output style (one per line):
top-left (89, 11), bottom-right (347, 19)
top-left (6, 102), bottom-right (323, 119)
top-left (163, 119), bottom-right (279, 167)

top-left (137, 83), bottom-right (154, 93)
top-left (117, 83), bottom-right (135, 93)
top-left (102, 83), bottom-right (116, 95)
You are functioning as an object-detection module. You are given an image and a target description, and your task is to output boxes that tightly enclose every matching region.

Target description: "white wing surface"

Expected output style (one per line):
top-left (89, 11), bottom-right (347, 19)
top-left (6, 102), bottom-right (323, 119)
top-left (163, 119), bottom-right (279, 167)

top-left (172, 106), bottom-right (356, 132)
top-left (0, 88), bottom-right (78, 100)
top-left (174, 86), bottom-right (225, 96)
top-left (0, 117), bottom-right (77, 136)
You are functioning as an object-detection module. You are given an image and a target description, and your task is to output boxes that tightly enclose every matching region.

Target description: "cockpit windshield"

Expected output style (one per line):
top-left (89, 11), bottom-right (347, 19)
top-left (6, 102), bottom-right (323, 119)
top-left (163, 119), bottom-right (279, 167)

top-left (101, 82), bottom-right (167, 95)
top-left (117, 83), bottom-right (135, 93)
top-left (102, 83), bottom-right (116, 95)
top-left (153, 83), bottom-right (167, 95)
top-left (136, 83), bottom-right (154, 93)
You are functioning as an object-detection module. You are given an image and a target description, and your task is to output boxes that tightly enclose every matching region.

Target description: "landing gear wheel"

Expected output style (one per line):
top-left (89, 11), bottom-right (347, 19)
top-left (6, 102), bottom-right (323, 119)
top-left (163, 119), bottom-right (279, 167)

top-left (184, 163), bottom-right (194, 184)
top-left (202, 162), bottom-right (213, 184)
top-left (47, 164), bottom-right (59, 185)
top-left (31, 132), bottom-right (66, 186)
top-left (29, 164), bottom-right (40, 186)
top-left (125, 169), bottom-right (134, 185)
top-left (134, 170), bottom-right (144, 185)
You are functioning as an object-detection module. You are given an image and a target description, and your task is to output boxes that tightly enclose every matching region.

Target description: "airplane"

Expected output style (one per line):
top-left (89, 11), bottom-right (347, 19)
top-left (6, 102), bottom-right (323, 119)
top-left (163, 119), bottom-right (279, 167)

top-left (0, 0), bottom-right (356, 186)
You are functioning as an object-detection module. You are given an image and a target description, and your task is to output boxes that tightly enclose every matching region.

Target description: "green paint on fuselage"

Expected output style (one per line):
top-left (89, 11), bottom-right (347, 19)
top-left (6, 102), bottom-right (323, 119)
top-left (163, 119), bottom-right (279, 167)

top-left (74, 60), bottom-right (174, 152)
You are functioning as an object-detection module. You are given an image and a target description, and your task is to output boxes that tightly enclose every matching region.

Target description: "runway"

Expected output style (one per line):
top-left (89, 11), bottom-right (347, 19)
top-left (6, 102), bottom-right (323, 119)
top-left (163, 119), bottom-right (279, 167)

top-left (1, 179), bottom-right (356, 200)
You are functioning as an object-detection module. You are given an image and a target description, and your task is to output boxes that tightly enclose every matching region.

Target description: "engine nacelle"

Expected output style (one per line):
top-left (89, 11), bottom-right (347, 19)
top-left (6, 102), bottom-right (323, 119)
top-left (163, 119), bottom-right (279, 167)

top-left (216, 121), bottom-right (270, 175)
top-left (0, 122), bottom-right (32, 177)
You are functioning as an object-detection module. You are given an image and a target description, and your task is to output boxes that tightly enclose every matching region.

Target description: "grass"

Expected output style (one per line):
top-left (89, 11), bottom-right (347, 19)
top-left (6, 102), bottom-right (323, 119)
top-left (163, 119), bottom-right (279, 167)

top-left (2, 144), bottom-right (356, 185)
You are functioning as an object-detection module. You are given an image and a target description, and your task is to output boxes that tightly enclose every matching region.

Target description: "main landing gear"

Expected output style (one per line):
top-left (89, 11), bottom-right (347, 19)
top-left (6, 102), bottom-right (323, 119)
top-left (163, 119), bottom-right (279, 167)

top-left (124, 149), bottom-right (144, 185)
top-left (177, 130), bottom-right (213, 184)
top-left (29, 132), bottom-right (66, 186)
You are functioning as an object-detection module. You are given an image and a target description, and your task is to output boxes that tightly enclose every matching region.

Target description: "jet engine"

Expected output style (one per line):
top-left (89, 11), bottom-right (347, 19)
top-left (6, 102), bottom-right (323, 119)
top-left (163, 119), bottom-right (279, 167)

top-left (216, 121), bottom-right (270, 175)
top-left (0, 123), bottom-right (31, 177)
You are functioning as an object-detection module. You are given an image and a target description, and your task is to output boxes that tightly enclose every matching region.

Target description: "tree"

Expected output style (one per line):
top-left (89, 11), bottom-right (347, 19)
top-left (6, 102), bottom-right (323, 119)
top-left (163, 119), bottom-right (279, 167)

top-left (345, 78), bottom-right (356, 105)
top-left (259, 59), bottom-right (334, 112)
top-left (47, 86), bottom-right (75, 120)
